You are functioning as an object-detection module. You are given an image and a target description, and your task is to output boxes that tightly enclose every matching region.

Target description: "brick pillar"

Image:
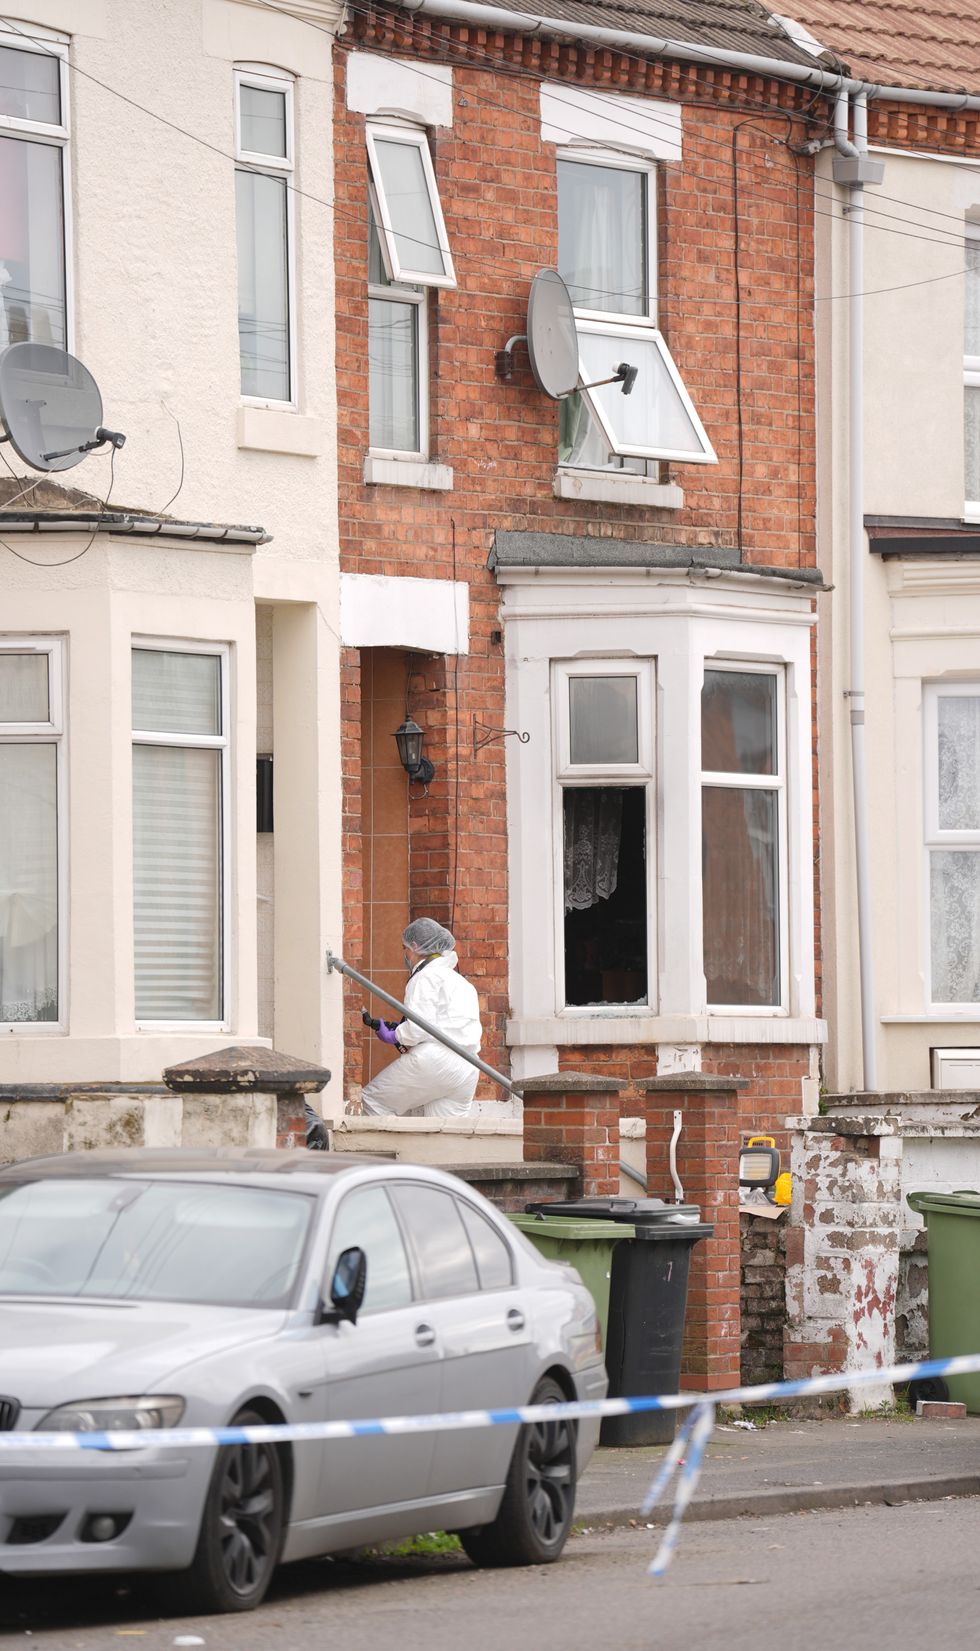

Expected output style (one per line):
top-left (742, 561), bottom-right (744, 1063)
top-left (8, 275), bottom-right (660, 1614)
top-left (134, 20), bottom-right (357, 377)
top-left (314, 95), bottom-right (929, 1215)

top-left (518, 1073), bottom-right (621, 1199)
top-left (163, 1045), bottom-right (332, 1149)
top-left (639, 1074), bottom-right (746, 1391)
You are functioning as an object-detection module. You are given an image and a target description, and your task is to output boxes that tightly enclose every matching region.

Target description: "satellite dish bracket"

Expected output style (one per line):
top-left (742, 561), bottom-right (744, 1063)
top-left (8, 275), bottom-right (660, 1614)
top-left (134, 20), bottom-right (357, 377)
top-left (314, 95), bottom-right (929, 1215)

top-left (494, 335), bottom-right (528, 381)
top-left (42, 426), bottom-right (126, 463)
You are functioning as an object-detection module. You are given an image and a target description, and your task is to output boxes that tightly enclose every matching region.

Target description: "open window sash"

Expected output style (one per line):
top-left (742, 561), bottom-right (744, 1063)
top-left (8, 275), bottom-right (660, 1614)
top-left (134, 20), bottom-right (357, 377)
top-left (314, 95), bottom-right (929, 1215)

top-left (366, 124), bottom-right (456, 289)
top-left (575, 320), bottom-right (716, 464)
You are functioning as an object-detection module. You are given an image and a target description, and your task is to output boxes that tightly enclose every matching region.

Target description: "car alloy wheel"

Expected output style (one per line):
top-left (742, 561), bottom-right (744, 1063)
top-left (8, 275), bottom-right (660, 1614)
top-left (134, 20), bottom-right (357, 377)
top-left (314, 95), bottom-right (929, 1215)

top-left (218, 1441), bottom-right (279, 1596)
top-left (524, 1411), bottom-right (574, 1548)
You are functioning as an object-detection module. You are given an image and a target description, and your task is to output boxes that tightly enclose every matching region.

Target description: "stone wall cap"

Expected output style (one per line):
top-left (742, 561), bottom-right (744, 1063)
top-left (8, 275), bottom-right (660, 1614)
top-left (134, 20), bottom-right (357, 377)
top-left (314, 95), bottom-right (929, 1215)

top-left (638, 1074), bottom-right (749, 1092)
top-left (513, 1072), bottom-right (622, 1095)
top-left (163, 1045), bottom-right (331, 1095)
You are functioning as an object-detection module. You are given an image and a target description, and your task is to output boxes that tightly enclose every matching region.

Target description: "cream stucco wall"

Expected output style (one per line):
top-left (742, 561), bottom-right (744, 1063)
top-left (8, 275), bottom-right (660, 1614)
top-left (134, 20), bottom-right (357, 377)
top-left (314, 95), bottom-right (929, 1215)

top-left (817, 143), bottom-right (980, 1092)
top-left (1, 1), bottom-right (344, 1091)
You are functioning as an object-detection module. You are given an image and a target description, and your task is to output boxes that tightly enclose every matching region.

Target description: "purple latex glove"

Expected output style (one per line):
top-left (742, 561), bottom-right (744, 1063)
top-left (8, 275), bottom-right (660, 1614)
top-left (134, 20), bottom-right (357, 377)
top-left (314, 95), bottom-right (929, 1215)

top-left (376, 1022), bottom-right (400, 1047)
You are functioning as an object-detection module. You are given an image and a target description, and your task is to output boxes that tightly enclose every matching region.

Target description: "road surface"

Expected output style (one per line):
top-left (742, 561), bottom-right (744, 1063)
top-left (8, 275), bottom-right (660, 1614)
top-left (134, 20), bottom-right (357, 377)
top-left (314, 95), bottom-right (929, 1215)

top-left (3, 1497), bottom-right (979, 1648)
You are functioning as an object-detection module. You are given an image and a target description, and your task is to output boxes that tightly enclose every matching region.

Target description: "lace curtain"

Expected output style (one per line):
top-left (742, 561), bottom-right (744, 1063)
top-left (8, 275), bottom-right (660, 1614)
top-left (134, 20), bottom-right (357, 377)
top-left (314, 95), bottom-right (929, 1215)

top-left (563, 789), bottom-right (623, 913)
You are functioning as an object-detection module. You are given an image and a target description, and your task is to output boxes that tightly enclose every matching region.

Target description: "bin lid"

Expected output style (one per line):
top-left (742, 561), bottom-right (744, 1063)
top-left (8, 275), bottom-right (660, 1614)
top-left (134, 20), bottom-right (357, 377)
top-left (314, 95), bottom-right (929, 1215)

top-left (907, 1189), bottom-right (980, 1218)
top-left (508, 1213), bottom-right (633, 1241)
top-left (525, 1197), bottom-right (703, 1227)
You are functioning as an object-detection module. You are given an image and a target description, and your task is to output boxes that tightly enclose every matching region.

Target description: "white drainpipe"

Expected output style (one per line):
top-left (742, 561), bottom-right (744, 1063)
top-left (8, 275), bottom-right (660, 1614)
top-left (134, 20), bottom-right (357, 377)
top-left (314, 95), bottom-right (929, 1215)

top-left (833, 91), bottom-right (883, 1092)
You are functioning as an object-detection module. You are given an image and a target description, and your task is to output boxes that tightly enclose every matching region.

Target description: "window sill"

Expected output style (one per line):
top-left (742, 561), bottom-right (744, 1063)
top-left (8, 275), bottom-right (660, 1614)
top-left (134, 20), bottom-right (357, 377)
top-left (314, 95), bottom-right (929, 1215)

top-left (507, 1013), bottom-right (826, 1047)
top-left (237, 406), bottom-right (324, 457)
top-left (363, 455), bottom-right (454, 490)
top-left (553, 468), bottom-right (685, 509)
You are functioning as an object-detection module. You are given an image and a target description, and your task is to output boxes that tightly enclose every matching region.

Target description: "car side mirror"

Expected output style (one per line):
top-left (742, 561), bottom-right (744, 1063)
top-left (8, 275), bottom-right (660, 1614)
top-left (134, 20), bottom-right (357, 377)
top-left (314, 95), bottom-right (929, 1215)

top-left (319, 1246), bottom-right (367, 1326)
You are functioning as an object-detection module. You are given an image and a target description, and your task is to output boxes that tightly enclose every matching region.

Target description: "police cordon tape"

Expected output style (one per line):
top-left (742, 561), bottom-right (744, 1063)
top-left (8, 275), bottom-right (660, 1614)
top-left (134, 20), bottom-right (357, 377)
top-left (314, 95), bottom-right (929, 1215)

top-left (3, 1353), bottom-right (978, 1578)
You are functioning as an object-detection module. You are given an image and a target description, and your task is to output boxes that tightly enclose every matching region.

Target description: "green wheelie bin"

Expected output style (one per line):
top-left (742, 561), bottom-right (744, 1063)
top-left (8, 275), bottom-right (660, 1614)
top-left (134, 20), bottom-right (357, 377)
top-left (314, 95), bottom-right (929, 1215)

top-left (507, 1212), bottom-right (633, 1351)
top-left (907, 1189), bottom-right (980, 1413)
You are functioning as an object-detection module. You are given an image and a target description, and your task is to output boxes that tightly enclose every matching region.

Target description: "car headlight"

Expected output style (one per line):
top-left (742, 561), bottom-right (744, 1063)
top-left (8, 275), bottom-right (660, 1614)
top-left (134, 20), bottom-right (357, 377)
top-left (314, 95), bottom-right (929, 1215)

top-left (36, 1397), bottom-right (185, 1433)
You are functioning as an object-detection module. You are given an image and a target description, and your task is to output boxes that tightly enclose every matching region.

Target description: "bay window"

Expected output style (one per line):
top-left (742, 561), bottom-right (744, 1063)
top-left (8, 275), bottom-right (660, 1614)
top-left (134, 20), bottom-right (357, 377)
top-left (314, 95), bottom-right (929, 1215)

top-left (701, 667), bottom-right (786, 1009)
top-left (925, 684), bottom-right (980, 1005)
top-left (132, 645), bottom-right (228, 1025)
top-left (0, 28), bottom-right (69, 351)
top-left (235, 66), bottom-right (294, 404)
top-left (557, 664), bottom-right (654, 1007)
top-left (0, 640), bottom-right (63, 1026)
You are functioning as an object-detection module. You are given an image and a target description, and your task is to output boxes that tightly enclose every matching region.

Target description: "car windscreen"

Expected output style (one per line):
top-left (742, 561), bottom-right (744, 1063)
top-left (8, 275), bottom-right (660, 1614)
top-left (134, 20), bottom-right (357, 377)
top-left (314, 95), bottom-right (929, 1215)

top-left (0, 1178), bottom-right (313, 1308)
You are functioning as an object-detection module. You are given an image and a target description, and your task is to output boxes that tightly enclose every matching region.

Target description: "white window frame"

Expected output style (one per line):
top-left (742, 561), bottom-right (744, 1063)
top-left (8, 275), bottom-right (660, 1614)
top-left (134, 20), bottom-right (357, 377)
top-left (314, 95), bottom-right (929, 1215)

top-left (556, 147), bottom-right (716, 469)
top-left (367, 221), bottom-right (429, 462)
top-left (700, 660), bottom-right (789, 1014)
top-left (965, 225), bottom-right (980, 519)
top-left (923, 681), bottom-right (980, 1009)
top-left (557, 148), bottom-right (657, 326)
top-left (234, 64), bottom-right (296, 410)
top-left (132, 639), bottom-right (232, 1034)
top-left (365, 120), bottom-right (456, 289)
top-left (0, 22), bottom-right (72, 353)
top-left (0, 635), bottom-right (66, 1034)
top-left (553, 659), bottom-right (656, 1013)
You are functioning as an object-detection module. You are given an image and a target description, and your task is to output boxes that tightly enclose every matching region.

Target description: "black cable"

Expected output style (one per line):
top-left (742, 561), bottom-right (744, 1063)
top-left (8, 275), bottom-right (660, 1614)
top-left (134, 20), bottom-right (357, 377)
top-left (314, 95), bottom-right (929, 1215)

top-left (0, 445), bottom-right (118, 567)
top-left (155, 403), bottom-right (185, 516)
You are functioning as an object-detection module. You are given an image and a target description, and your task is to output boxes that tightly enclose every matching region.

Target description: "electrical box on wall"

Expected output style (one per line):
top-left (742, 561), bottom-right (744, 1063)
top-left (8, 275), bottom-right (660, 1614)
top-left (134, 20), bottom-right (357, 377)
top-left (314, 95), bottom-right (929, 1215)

top-left (257, 755), bottom-right (273, 833)
top-left (931, 1048), bottom-right (980, 1088)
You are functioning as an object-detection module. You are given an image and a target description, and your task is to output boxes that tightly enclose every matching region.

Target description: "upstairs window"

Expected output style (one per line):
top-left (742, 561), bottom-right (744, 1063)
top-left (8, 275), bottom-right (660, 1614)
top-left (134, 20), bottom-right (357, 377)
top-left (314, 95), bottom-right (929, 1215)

top-left (557, 152), bottom-right (715, 472)
top-left (235, 66), bottom-right (294, 404)
top-left (366, 122), bottom-right (455, 459)
top-left (0, 28), bottom-right (69, 351)
top-left (965, 226), bottom-right (980, 516)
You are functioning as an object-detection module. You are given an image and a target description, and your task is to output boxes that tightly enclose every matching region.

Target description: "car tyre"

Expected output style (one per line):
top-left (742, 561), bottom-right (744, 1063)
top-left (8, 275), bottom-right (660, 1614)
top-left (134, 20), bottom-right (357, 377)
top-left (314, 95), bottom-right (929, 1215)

top-left (170, 1409), bottom-right (285, 1614)
top-left (458, 1376), bottom-right (576, 1568)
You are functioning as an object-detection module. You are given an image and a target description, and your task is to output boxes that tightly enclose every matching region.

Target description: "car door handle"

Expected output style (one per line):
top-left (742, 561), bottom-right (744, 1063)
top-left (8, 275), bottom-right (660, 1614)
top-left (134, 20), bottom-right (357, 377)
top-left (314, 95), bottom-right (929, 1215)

top-left (506, 1309), bottom-right (526, 1332)
top-left (415, 1323), bottom-right (437, 1347)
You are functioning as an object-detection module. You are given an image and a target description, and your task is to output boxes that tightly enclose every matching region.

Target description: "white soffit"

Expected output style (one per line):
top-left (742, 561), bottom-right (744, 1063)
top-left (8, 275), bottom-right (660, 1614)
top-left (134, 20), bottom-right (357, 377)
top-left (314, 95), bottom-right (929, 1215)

top-left (340, 573), bottom-right (470, 653)
top-left (346, 52), bottom-right (454, 127)
top-left (540, 84), bottom-right (681, 163)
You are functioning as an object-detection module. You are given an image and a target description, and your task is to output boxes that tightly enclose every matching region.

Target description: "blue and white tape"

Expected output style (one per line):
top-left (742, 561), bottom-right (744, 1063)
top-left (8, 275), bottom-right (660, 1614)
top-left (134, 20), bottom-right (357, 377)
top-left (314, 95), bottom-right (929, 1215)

top-left (3, 1353), bottom-right (977, 1577)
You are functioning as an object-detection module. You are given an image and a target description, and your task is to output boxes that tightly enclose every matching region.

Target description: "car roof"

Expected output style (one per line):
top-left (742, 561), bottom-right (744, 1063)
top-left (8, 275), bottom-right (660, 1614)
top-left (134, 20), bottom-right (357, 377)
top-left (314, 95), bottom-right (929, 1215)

top-left (0, 1148), bottom-right (390, 1185)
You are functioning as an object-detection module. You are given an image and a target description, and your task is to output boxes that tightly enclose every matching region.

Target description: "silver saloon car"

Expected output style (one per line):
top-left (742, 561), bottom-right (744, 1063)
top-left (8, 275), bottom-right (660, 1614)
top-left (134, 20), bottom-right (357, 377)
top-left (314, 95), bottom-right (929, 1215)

top-left (0, 1149), bottom-right (607, 1613)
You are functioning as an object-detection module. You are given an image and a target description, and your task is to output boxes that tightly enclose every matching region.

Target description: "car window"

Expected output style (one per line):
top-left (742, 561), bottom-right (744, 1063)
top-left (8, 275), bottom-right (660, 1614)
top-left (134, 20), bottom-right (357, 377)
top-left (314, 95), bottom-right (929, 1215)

top-left (458, 1200), bottom-right (514, 1289)
top-left (391, 1184), bottom-right (479, 1300)
top-left (326, 1185), bottom-right (412, 1314)
top-left (0, 1179), bottom-right (312, 1309)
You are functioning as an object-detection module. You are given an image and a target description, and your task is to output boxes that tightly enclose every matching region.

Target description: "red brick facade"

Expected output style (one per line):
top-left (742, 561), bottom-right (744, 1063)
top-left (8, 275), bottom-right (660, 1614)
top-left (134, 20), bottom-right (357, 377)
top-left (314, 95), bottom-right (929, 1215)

top-left (334, 10), bottom-right (823, 1122)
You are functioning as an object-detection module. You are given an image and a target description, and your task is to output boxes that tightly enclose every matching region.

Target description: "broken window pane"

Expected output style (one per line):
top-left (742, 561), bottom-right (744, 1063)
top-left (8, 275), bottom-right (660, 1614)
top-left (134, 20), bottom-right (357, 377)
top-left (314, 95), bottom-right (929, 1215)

top-left (563, 786), bottom-right (647, 1006)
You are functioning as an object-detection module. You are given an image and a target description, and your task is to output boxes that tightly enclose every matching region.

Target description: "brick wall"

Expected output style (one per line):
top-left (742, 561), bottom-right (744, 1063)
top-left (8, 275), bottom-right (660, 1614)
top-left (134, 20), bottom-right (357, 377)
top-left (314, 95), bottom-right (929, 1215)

top-left (741, 1213), bottom-right (788, 1386)
top-left (334, 9), bottom-right (821, 1107)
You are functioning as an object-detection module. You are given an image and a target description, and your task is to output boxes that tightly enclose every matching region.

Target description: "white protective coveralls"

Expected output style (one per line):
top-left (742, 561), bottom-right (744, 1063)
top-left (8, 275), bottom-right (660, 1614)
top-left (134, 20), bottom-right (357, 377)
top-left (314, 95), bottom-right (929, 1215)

top-left (361, 951), bottom-right (482, 1118)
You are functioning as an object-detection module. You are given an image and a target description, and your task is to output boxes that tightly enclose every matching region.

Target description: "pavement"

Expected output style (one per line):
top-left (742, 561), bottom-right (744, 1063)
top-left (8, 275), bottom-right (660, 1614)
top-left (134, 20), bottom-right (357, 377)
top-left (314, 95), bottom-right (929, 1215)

top-left (576, 1411), bottom-right (980, 1526)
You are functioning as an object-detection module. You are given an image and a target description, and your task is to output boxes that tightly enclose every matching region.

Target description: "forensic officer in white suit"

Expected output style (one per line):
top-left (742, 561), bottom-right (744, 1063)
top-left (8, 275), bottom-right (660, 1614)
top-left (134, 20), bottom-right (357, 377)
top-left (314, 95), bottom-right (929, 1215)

top-left (361, 919), bottom-right (482, 1118)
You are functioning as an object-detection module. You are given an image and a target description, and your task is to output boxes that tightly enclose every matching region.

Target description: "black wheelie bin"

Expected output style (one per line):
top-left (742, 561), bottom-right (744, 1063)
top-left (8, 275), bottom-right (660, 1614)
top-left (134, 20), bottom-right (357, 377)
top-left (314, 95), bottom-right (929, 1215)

top-left (525, 1197), bottom-right (712, 1444)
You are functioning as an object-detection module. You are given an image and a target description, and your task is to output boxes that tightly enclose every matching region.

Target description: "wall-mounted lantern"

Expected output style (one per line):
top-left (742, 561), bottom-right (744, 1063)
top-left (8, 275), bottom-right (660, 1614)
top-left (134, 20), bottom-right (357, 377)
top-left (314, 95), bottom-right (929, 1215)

top-left (393, 716), bottom-right (435, 785)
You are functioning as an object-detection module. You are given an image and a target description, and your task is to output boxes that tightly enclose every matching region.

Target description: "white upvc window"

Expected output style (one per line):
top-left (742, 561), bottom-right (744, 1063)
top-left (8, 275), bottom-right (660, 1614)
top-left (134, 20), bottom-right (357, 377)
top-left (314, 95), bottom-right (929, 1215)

top-left (555, 661), bottom-right (656, 1009)
top-left (701, 664), bottom-right (788, 1011)
top-left (0, 24), bottom-right (70, 352)
top-left (368, 201), bottom-right (428, 458)
top-left (964, 226), bottom-right (980, 517)
top-left (235, 65), bottom-right (295, 406)
top-left (0, 638), bottom-right (64, 1029)
top-left (132, 643), bottom-right (230, 1028)
top-left (366, 122), bottom-right (455, 288)
top-left (556, 149), bottom-right (715, 472)
top-left (924, 683), bottom-right (980, 1007)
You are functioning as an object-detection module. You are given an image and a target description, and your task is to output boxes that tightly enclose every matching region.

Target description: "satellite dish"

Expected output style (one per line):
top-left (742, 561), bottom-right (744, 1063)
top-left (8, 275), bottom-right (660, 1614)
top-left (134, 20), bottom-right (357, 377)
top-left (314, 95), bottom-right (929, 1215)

top-left (0, 342), bottom-right (125, 473)
top-left (526, 269), bottom-right (579, 399)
